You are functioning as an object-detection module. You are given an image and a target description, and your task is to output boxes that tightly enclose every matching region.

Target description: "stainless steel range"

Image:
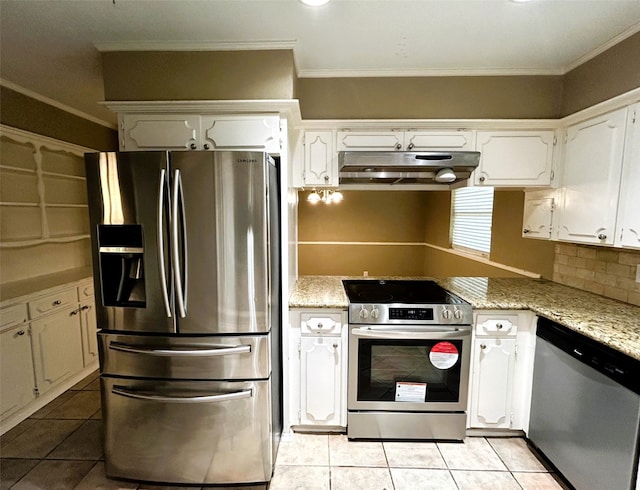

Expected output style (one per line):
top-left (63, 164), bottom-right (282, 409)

top-left (343, 279), bottom-right (472, 441)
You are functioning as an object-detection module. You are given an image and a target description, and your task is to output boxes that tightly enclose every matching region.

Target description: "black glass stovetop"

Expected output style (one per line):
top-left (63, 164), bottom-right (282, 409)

top-left (342, 279), bottom-right (454, 304)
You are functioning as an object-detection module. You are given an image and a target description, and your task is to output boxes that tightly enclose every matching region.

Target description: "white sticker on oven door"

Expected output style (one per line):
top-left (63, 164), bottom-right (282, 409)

top-left (429, 341), bottom-right (459, 369)
top-left (395, 382), bottom-right (427, 402)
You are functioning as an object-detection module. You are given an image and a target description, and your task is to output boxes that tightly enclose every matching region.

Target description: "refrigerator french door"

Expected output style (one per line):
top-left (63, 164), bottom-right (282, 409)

top-left (85, 151), bottom-right (281, 486)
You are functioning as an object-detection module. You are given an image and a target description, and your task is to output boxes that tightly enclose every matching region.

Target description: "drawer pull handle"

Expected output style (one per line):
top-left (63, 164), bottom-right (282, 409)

top-left (52, 300), bottom-right (62, 306)
top-left (109, 342), bottom-right (251, 357)
top-left (16, 330), bottom-right (25, 336)
top-left (112, 386), bottom-right (252, 404)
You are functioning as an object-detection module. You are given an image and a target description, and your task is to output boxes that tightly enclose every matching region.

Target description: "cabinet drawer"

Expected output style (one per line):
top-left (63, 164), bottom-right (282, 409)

top-left (0, 303), bottom-right (29, 330)
top-left (301, 312), bottom-right (343, 335)
top-left (475, 315), bottom-right (518, 336)
top-left (28, 288), bottom-right (77, 319)
top-left (77, 281), bottom-right (94, 301)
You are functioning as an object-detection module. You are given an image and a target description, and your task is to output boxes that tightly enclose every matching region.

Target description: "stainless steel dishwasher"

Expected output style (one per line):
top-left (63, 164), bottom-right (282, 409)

top-left (529, 317), bottom-right (640, 490)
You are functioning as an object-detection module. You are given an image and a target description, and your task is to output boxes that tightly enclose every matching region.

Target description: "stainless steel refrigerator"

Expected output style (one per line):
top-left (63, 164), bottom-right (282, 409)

top-left (84, 151), bottom-right (281, 486)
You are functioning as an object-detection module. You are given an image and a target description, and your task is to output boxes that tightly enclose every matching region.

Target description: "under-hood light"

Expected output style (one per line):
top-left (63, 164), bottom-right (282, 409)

top-left (435, 168), bottom-right (457, 183)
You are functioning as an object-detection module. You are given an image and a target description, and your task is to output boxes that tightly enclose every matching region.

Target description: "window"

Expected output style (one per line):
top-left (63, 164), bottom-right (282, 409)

top-left (450, 187), bottom-right (494, 256)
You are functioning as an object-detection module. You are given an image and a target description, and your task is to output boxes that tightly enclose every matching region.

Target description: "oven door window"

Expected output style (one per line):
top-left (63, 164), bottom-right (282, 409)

top-left (356, 339), bottom-right (462, 403)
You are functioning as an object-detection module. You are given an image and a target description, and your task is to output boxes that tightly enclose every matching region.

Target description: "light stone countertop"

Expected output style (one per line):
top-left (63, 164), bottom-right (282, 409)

top-left (289, 275), bottom-right (640, 361)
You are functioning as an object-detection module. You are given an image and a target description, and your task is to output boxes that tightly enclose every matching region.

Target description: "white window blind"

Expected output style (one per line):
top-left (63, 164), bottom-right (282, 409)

top-left (451, 187), bottom-right (494, 255)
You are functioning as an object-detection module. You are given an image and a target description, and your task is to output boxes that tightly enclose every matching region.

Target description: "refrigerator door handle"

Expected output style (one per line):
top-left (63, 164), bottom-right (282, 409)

top-left (171, 169), bottom-right (188, 318)
top-left (108, 341), bottom-right (251, 357)
top-left (112, 386), bottom-right (253, 404)
top-left (157, 168), bottom-right (172, 319)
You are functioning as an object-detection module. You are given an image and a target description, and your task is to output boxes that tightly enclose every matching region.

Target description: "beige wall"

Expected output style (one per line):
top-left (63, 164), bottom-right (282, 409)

top-left (297, 76), bottom-right (564, 119)
top-left (561, 32), bottom-right (640, 116)
top-left (0, 87), bottom-right (117, 150)
top-left (102, 50), bottom-right (296, 101)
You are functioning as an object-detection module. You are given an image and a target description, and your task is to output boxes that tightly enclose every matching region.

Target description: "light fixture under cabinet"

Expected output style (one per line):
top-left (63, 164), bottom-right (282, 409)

top-left (307, 189), bottom-right (343, 204)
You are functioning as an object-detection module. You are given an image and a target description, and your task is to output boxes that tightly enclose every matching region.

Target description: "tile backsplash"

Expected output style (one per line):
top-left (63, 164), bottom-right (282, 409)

top-left (553, 244), bottom-right (640, 306)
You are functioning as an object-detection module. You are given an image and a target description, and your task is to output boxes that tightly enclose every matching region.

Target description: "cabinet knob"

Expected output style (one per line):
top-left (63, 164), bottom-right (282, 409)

top-left (333, 343), bottom-right (338, 349)
top-left (70, 309), bottom-right (79, 316)
top-left (479, 176), bottom-right (486, 183)
top-left (406, 143), bottom-right (414, 150)
top-left (324, 175), bottom-right (329, 181)
top-left (523, 228), bottom-right (530, 234)
top-left (52, 300), bottom-right (62, 306)
top-left (189, 143), bottom-right (197, 150)
top-left (16, 330), bottom-right (25, 336)
top-left (597, 233), bottom-right (607, 240)
top-left (203, 144), bottom-right (211, 150)
top-left (81, 305), bottom-right (91, 311)
top-left (394, 143), bottom-right (402, 150)
top-left (496, 323), bottom-right (503, 330)
top-left (317, 322), bottom-right (323, 329)
top-left (480, 344), bottom-right (487, 350)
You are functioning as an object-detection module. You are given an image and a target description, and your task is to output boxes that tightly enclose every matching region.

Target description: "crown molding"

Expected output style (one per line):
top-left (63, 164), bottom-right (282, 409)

top-left (0, 79), bottom-right (117, 130)
top-left (94, 40), bottom-right (297, 52)
top-left (562, 23), bottom-right (640, 74)
top-left (297, 67), bottom-right (564, 78)
top-left (102, 99), bottom-right (302, 126)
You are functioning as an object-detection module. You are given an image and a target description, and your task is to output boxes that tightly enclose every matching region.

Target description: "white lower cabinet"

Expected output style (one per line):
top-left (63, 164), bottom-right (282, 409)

top-left (468, 311), bottom-right (536, 432)
top-left (0, 325), bottom-right (36, 419)
top-left (31, 306), bottom-right (84, 397)
top-left (299, 336), bottom-right (343, 426)
top-left (288, 309), bottom-right (347, 431)
top-left (0, 277), bottom-right (99, 431)
top-left (79, 302), bottom-right (99, 366)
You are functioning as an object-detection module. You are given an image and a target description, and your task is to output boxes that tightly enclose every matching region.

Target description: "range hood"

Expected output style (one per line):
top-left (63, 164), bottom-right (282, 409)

top-left (339, 151), bottom-right (480, 187)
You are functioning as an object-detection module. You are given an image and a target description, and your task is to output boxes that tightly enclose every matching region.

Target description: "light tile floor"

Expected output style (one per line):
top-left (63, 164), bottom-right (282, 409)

top-left (1, 370), bottom-right (567, 489)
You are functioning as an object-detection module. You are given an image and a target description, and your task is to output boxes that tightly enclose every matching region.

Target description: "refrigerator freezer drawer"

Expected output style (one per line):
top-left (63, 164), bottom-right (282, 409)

top-left (99, 332), bottom-right (270, 380)
top-left (102, 377), bottom-right (273, 485)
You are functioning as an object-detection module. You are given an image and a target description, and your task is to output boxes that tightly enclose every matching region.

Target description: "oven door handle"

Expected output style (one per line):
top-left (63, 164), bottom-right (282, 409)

top-left (351, 327), bottom-right (469, 340)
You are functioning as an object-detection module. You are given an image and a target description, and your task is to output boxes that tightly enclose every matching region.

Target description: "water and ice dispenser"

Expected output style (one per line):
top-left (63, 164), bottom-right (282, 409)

top-left (98, 225), bottom-right (146, 307)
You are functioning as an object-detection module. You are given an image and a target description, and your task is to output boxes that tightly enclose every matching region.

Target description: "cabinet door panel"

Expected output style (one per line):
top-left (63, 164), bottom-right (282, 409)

top-left (470, 338), bottom-right (516, 428)
top-left (31, 307), bottom-right (84, 395)
top-left (201, 116), bottom-right (280, 153)
top-left (522, 192), bottom-right (555, 239)
top-left (557, 108), bottom-right (627, 245)
top-left (475, 131), bottom-right (555, 186)
top-left (300, 336), bottom-right (341, 425)
top-left (124, 115), bottom-right (200, 150)
top-left (304, 131), bottom-right (337, 186)
top-left (617, 103), bottom-right (640, 249)
top-left (80, 302), bottom-right (99, 366)
top-left (0, 325), bottom-right (35, 418)
top-left (337, 131), bottom-right (403, 151)
top-left (405, 131), bottom-right (474, 151)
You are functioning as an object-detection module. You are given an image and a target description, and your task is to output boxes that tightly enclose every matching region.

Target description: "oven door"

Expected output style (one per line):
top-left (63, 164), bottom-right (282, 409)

top-left (348, 325), bottom-right (470, 412)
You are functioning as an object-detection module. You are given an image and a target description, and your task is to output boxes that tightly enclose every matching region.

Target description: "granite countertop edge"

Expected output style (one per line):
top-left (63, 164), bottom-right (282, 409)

top-left (289, 275), bottom-right (640, 361)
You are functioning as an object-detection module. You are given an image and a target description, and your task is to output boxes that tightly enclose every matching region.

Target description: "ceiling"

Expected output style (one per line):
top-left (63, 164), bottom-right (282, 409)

top-left (1, 0), bottom-right (640, 127)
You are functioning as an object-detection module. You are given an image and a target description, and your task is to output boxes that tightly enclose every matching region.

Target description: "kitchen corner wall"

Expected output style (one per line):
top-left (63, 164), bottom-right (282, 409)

top-left (553, 244), bottom-right (640, 307)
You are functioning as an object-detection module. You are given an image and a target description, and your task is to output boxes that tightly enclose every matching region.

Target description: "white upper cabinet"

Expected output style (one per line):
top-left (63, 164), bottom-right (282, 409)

top-left (522, 189), bottom-right (556, 240)
top-left (303, 131), bottom-right (338, 187)
top-left (616, 103), bottom-right (640, 249)
top-left (556, 107), bottom-right (628, 246)
top-left (474, 131), bottom-right (556, 187)
top-left (122, 114), bottom-right (200, 150)
top-left (336, 130), bottom-right (473, 152)
top-left (201, 115), bottom-right (280, 153)
top-left (121, 114), bottom-right (281, 153)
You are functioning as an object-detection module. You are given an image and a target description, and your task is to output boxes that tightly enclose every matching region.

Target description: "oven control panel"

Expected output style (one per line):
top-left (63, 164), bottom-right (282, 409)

top-left (349, 303), bottom-right (472, 325)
